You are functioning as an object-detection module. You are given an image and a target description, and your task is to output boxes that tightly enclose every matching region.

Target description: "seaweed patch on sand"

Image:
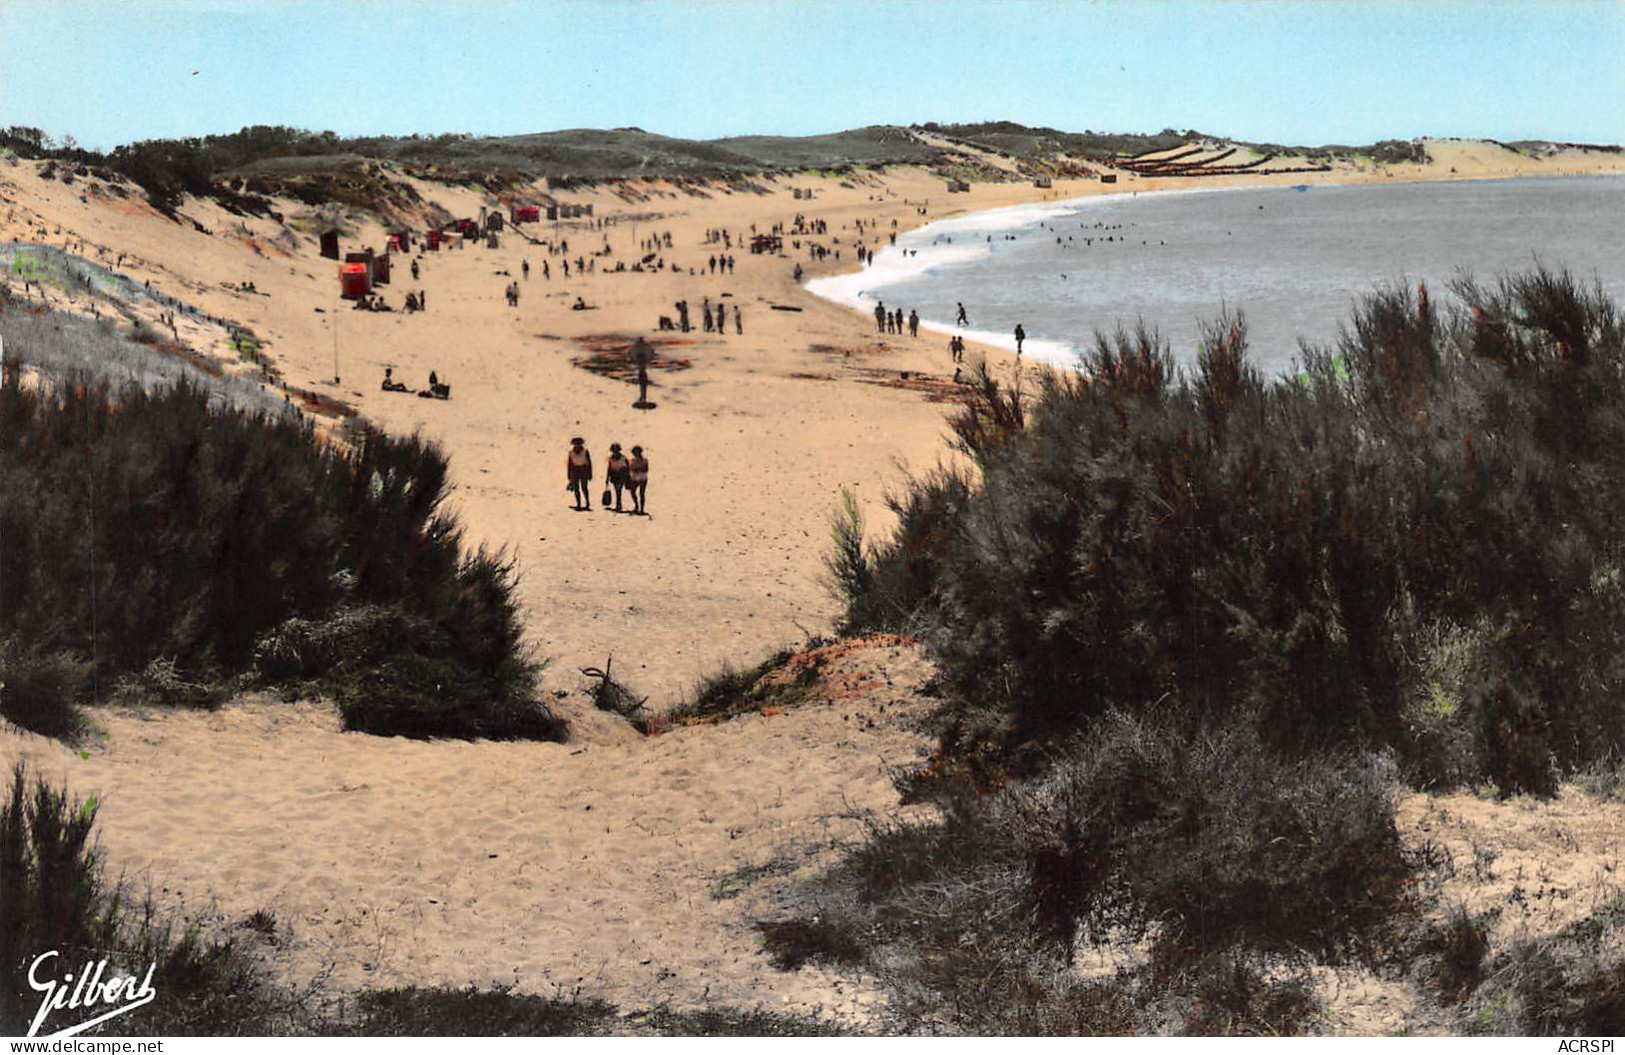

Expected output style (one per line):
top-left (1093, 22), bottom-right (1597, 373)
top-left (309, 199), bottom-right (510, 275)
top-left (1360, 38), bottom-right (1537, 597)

top-left (569, 334), bottom-right (694, 382)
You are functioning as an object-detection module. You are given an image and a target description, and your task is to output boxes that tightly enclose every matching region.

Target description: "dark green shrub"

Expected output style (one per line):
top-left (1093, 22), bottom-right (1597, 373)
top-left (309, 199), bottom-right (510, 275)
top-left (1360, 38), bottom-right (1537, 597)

top-left (1175, 951), bottom-right (1320, 1036)
top-left (1013, 716), bottom-right (1411, 965)
top-left (0, 369), bottom-right (559, 741)
top-left (0, 639), bottom-right (91, 737)
top-left (844, 269), bottom-right (1625, 787)
top-left (1474, 675), bottom-right (1557, 797)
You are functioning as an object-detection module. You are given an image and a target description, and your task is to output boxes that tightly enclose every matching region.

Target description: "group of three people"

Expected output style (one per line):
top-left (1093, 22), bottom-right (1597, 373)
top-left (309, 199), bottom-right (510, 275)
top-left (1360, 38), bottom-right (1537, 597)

top-left (567, 437), bottom-right (650, 514)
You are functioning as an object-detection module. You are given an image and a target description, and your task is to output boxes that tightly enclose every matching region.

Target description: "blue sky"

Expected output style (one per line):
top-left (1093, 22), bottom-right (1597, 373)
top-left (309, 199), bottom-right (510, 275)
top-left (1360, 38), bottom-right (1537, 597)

top-left (1, 1), bottom-right (1620, 150)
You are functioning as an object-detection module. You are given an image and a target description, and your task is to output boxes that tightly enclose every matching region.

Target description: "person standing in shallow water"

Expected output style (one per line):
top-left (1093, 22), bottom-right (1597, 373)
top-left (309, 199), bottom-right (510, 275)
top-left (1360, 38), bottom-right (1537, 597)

top-left (956, 301), bottom-right (968, 326)
top-left (566, 437), bottom-right (594, 511)
top-left (628, 445), bottom-right (650, 515)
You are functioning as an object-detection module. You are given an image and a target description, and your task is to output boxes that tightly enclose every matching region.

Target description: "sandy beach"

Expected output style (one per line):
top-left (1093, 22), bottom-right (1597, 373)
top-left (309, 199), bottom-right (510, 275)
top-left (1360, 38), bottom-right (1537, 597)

top-left (5, 139), bottom-right (1622, 705)
top-left (5, 135), bottom-right (1625, 1030)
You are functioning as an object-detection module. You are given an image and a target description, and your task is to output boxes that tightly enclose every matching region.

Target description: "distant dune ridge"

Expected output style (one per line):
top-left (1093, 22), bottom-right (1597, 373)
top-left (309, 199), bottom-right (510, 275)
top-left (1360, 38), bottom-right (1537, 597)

top-left (3, 120), bottom-right (1625, 1035)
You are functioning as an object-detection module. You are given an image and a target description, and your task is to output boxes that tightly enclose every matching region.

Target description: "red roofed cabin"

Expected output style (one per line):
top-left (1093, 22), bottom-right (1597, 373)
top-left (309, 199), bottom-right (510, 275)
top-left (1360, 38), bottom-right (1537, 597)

top-left (512, 205), bottom-right (541, 224)
top-left (371, 251), bottom-right (391, 285)
top-left (426, 229), bottom-right (443, 250)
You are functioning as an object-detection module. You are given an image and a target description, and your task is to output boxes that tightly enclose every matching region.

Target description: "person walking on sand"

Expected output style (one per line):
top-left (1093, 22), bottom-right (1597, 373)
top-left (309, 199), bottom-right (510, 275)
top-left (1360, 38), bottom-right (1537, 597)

top-left (956, 301), bottom-right (968, 326)
top-left (566, 437), bottom-right (594, 511)
top-left (522, 259), bottom-right (530, 280)
top-left (1015, 323), bottom-right (1026, 355)
top-left (628, 445), bottom-right (650, 514)
top-left (875, 301), bottom-right (887, 334)
top-left (734, 305), bottom-right (743, 335)
top-left (908, 309), bottom-right (919, 337)
top-left (606, 442), bottom-right (631, 512)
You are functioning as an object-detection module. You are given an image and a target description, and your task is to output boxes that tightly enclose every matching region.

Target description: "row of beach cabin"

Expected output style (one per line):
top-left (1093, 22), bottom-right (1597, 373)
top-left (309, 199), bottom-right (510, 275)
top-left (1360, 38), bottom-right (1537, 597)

top-left (323, 201), bottom-right (596, 298)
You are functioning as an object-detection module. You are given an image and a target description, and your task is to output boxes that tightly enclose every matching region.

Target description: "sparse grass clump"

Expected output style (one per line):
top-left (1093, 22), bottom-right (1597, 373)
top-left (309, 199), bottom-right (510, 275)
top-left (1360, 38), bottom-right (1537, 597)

top-left (1466, 898), bottom-right (1625, 1035)
top-left (1414, 906), bottom-right (1494, 1003)
top-left (757, 717), bottom-right (1398, 1034)
top-left (0, 764), bottom-right (300, 1036)
top-left (1171, 952), bottom-right (1320, 1036)
top-left (671, 645), bottom-right (827, 724)
top-left (330, 986), bottom-right (620, 1037)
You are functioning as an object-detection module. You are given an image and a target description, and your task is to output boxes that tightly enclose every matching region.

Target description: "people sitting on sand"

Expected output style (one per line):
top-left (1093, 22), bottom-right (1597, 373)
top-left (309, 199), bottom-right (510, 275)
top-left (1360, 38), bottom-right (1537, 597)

top-left (417, 369), bottom-right (451, 400)
top-left (566, 437), bottom-right (594, 511)
top-left (628, 445), bottom-right (649, 515)
top-left (381, 366), bottom-right (409, 392)
top-left (404, 291), bottom-right (420, 313)
top-left (606, 442), bottom-right (631, 512)
top-left (572, 296), bottom-right (594, 311)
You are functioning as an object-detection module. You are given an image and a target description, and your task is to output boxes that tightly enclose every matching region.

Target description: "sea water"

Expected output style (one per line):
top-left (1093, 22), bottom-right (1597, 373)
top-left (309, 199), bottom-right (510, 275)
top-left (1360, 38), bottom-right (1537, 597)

top-left (808, 175), bottom-right (1625, 375)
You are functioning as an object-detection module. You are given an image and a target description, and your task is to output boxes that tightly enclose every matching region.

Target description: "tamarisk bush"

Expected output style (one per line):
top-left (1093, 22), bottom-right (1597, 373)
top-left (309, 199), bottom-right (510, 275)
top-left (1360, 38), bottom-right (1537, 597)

top-left (841, 269), bottom-right (1625, 790)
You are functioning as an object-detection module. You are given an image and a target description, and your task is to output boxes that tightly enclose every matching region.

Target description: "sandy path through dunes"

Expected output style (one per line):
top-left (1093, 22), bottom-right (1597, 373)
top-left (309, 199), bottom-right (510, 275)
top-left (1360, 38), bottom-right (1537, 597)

top-left (0, 640), bottom-right (936, 1020)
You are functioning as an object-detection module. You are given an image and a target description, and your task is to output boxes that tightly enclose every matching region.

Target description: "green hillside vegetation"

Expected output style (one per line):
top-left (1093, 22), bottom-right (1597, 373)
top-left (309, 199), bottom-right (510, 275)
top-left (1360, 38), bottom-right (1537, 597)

top-left (0, 120), bottom-right (1512, 220)
top-left (918, 121), bottom-right (1197, 160)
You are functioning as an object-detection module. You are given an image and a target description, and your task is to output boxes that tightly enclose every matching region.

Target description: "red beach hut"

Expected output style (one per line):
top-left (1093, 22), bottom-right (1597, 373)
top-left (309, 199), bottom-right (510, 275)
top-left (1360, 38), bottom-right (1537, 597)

top-left (340, 261), bottom-right (371, 299)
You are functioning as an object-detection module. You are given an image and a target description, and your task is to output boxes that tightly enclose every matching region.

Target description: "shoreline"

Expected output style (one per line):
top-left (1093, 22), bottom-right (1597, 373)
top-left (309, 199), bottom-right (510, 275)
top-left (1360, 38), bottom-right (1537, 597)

top-left (807, 168), bottom-right (1625, 368)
